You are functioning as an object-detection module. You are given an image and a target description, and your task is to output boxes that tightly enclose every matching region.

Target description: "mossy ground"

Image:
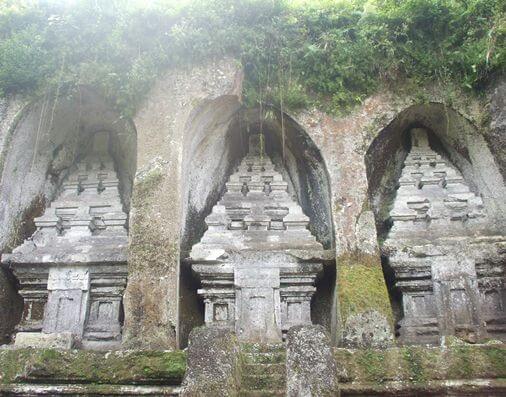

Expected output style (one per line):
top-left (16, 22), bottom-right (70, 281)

top-left (0, 349), bottom-right (186, 385)
top-left (337, 252), bottom-right (394, 326)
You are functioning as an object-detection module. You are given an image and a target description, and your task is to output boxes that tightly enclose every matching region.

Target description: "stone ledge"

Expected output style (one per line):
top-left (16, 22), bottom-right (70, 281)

top-left (0, 384), bottom-right (182, 396)
top-left (0, 349), bottom-right (186, 386)
top-left (336, 343), bottom-right (506, 394)
top-left (340, 378), bottom-right (506, 396)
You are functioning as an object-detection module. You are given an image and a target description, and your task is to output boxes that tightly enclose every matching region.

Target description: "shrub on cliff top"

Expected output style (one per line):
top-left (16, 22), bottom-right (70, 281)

top-left (0, 0), bottom-right (503, 115)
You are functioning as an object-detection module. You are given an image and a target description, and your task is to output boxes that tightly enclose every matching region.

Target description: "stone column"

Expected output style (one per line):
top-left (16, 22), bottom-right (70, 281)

top-left (286, 325), bottom-right (339, 397)
top-left (123, 59), bottom-right (243, 349)
top-left (295, 109), bottom-right (395, 348)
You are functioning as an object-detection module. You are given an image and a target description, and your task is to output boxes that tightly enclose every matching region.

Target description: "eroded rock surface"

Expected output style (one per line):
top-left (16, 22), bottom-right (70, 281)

top-left (286, 325), bottom-right (339, 397)
top-left (489, 79), bottom-right (506, 180)
top-left (181, 326), bottom-right (240, 396)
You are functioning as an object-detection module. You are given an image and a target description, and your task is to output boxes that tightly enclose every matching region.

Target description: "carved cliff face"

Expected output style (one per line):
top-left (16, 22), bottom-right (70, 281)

top-left (383, 128), bottom-right (506, 344)
top-left (2, 132), bottom-right (129, 350)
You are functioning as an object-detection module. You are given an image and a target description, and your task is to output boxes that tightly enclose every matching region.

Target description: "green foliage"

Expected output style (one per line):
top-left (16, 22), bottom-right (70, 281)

top-left (0, 0), bottom-right (503, 115)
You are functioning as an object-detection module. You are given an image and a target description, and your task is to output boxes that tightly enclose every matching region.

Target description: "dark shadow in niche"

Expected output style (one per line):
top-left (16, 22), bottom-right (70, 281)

top-left (0, 86), bottom-right (137, 344)
top-left (178, 95), bottom-right (244, 348)
top-left (178, 103), bottom-right (337, 346)
top-left (365, 102), bottom-right (505, 335)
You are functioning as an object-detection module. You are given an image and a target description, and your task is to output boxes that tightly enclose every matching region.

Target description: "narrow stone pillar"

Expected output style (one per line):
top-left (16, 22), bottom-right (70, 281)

top-left (181, 326), bottom-right (241, 397)
top-left (123, 59), bottom-right (243, 349)
top-left (286, 325), bottom-right (339, 397)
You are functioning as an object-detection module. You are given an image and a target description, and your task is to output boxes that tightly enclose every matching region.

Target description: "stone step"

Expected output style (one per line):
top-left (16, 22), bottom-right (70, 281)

top-left (239, 390), bottom-right (285, 397)
top-left (241, 343), bottom-right (285, 354)
top-left (242, 351), bottom-right (286, 364)
top-left (242, 374), bottom-right (286, 390)
top-left (243, 363), bottom-right (285, 376)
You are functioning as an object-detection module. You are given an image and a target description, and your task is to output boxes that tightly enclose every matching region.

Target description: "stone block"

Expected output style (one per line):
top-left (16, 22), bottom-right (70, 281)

top-left (181, 326), bottom-right (240, 397)
top-left (14, 332), bottom-right (74, 349)
top-left (286, 325), bottom-right (339, 397)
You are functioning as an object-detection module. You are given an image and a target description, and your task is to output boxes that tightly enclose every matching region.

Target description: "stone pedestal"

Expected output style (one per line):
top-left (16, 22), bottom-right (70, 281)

top-left (235, 266), bottom-right (281, 342)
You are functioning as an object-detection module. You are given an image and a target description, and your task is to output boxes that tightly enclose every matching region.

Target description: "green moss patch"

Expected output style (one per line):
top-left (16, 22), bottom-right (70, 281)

top-left (129, 167), bottom-right (179, 275)
top-left (337, 252), bottom-right (393, 326)
top-left (336, 344), bottom-right (506, 385)
top-left (0, 349), bottom-right (186, 385)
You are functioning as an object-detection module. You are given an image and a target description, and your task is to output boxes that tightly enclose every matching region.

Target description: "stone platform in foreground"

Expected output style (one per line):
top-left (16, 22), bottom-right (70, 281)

top-left (0, 342), bottom-right (505, 396)
top-left (0, 349), bottom-right (186, 396)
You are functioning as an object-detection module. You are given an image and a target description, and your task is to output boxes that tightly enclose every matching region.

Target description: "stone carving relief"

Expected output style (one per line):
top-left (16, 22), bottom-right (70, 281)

top-left (383, 128), bottom-right (506, 344)
top-left (2, 132), bottom-right (128, 349)
top-left (189, 134), bottom-right (324, 342)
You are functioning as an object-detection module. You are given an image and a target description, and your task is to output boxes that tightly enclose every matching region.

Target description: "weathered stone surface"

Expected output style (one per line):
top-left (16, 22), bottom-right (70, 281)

top-left (335, 342), bottom-right (506, 395)
top-left (337, 253), bottom-right (393, 348)
top-left (0, 270), bottom-right (21, 345)
top-left (13, 332), bottom-right (73, 349)
top-left (294, 87), bottom-right (505, 346)
top-left (0, 96), bottom-right (26, 345)
top-left (0, 89), bottom-right (135, 347)
top-left (0, 96), bottom-right (24, 169)
top-left (0, 384), bottom-right (182, 396)
top-left (0, 88), bottom-right (136, 255)
top-left (488, 79), bottom-right (506, 180)
top-left (239, 343), bottom-right (287, 395)
top-left (181, 326), bottom-right (240, 396)
top-left (2, 132), bottom-right (129, 349)
top-left (383, 128), bottom-right (505, 344)
top-left (190, 134), bottom-right (324, 343)
top-left (296, 102), bottom-right (396, 345)
top-left (342, 310), bottom-right (393, 349)
top-left (0, 348), bottom-right (186, 385)
top-left (125, 58), bottom-right (243, 349)
top-left (286, 325), bottom-right (339, 397)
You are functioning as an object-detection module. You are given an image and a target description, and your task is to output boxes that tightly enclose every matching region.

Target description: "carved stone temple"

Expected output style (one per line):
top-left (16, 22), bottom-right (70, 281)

top-left (383, 128), bottom-right (506, 344)
top-left (2, 132), bottom-right (128, 349)
top-left (189, 134), bottom-right (324, 342)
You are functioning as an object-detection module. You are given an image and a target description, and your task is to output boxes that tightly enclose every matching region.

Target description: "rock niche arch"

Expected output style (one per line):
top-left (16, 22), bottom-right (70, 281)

top-left (180, 104), bottom-right (335, 345)
top-left (0, 87), bottom-right (136, 348)
top-left (365, 103), bottom-right (506, 344)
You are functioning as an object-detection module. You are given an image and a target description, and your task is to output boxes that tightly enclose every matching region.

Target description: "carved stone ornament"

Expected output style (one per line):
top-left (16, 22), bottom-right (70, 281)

top-left (383, 128), bottom-right (506, 344)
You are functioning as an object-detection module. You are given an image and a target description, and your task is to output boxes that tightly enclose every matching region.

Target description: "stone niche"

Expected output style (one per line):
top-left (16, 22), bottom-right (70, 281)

top-left (383, 128), bottom-right (506, 344)
top-left (189, 134), bottom-right (325, 342)
top-left (2, 132), bottom-right (128, 350)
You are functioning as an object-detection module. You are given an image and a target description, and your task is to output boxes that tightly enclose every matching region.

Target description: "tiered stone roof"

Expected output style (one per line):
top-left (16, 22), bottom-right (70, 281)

top-left (191, 134), bottom-right (323, 258)
top-left (4, 133), bottom-right (128, 265)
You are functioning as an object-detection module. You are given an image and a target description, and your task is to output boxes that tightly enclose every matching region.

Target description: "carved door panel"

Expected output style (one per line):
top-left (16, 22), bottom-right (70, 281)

top-left (42, 267), bottom-right (90, 337)
top-left (235, 266), bottom-right (282, 342)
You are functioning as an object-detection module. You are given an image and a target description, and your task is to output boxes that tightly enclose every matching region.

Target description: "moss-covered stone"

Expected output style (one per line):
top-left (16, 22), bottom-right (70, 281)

top-left (0, 349), bottom-right (186, 385)
top-left (337, 252), bottom-right (393, 325)
top-left (337, 252), bottom-right (394, 348)
top-left (124, 161), bottom-right (180, 349)
top-left (181, 326), bottom-right (241, 397)
top-left (335, 343), bottom-right (506, 386)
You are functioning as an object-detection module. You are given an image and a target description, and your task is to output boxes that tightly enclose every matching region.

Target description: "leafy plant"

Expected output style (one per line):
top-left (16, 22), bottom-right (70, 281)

top-left (0, 0), bottom-right (503, 115)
